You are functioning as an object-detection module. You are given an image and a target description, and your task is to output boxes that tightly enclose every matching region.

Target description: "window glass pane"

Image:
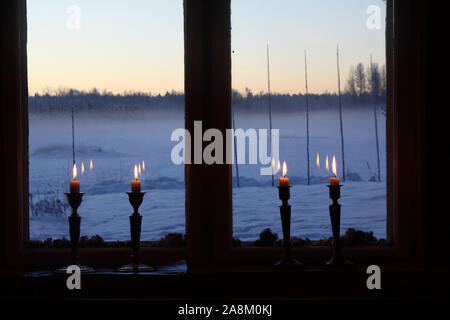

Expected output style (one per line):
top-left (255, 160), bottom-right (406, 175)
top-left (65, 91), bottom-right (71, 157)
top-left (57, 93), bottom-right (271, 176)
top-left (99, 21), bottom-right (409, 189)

top-left (27, 0), bottom-right (185, 245)
top-left (231, 0), bottom-right (387, 244)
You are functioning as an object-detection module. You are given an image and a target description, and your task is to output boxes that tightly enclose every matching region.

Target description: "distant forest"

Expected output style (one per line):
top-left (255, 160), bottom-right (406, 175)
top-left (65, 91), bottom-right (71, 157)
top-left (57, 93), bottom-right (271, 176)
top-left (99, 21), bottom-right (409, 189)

top-left (29, 62), bottom-right (386, 114)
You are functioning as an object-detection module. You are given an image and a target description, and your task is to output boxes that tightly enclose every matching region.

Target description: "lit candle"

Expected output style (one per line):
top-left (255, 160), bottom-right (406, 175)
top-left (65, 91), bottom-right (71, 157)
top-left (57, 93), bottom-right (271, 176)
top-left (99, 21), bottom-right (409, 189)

top-left (70, 164), bottom-right (80, 193)
top-left (90, 160), bottom-right (93, 171)
top-left (81, 162), bottom-right (85, 174)
top-left (279, 161), bottom-right (289, 187)
top-left (330, 155), bottom-right (339, 186)
top-left (142, 160), bottom-right (146, 171)
top-left (316, 152), bottom-right (320, 168)
top-left (131, 165), bottom-right (141, 193)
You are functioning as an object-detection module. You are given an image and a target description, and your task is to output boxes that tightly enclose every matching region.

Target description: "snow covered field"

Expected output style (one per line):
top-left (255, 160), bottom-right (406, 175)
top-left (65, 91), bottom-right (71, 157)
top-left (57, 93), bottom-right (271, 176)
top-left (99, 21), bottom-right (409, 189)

top-left (29, 108), bottom-right (386, 241)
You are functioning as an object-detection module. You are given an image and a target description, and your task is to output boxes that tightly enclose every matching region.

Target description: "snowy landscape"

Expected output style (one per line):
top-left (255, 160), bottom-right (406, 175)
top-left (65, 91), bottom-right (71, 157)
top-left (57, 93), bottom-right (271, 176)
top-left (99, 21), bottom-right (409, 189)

top-left (29, 96), bottom-right (386, 242)
top-left (26, 0), bottom-right (387, 244)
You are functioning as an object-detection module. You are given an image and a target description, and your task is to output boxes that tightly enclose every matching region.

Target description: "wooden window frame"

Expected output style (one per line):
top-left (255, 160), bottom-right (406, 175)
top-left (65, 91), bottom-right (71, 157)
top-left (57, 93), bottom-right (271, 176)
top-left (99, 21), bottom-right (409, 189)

top-left (0, 0), bottom-right (434, 271)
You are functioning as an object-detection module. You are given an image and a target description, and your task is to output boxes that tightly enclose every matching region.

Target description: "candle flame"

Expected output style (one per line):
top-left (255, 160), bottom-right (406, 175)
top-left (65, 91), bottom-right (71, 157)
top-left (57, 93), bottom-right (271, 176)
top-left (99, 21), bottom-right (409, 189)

top-left (282, 161), bottom-right (287, 177)
top-left (73, 163), bottom-right (77, 180)
top-left (138, 163), bottom-right (142, 175)
top-left (332, 155), bottom-right (337, 177)
top-left (325, 155), bottom-right (329, 172)
top-left (277, 160), bottom-right (281, 173)
top-left (134, 165), bottom-right (138, 180)
top-left (142, 160), bottom-right (146, 171)
top-left (81, 162), bottom-right (85, 174)
top-left (271, 157), bottom-right (275, 168)
top-left (90, 160), bottom-right (93, 170)
top-left (316, 152), bottom-right (320, 168)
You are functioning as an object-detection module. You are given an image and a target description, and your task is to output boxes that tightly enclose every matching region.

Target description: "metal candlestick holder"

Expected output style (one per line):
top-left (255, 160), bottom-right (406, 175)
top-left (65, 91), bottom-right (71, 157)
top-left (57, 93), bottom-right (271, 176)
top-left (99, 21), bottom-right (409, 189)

top-left (324, 184), bottom-right (354, 270)
top-left (117, 192), bottom-right (156, 273)
top-left (54, 193), bottom-right (94, 274)
top-left (273, 185), bottom-right (304, 271)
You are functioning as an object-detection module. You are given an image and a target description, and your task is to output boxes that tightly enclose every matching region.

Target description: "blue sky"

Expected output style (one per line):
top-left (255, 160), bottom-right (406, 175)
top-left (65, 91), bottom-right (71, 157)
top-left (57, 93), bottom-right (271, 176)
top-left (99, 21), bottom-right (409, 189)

top-left (27, 0), bottom-right (385, 95)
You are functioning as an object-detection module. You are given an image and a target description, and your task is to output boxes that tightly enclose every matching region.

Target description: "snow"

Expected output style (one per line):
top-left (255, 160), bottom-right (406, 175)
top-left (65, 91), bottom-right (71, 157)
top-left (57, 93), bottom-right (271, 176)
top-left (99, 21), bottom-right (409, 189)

top-left (29, 107), bottom-right (386, 241)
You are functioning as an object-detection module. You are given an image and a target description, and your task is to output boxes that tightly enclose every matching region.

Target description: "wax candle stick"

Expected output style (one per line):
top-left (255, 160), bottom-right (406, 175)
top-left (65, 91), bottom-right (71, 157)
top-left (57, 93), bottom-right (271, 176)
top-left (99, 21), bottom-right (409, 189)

top-left (329, 155), bottom-right (339, 185)
top-left (330, 176), bottom-right (339, 185)
top-left (131, 165), bottom-right (141, 193)
top-left (70, 164), bottom-right (80, 193)
top-left (279, 161), bottom-right (289, 187)
top-left (330, 177), bottom-right (339, 186)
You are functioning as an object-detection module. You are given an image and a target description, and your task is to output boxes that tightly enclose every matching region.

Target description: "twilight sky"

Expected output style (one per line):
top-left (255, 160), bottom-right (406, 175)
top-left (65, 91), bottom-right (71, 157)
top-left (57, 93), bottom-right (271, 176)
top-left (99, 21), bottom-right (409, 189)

top-left (27, 0), bottom-right (386, 95)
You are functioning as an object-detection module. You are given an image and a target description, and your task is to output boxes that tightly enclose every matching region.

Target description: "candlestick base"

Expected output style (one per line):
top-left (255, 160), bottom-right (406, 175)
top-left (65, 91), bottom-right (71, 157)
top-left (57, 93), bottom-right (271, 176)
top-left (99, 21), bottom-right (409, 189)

top-left (116, 264), bottom-right (156, 273)
top-left (54, 265), bottom-right (95, 274)
top-left (273, 258), bottom-right (304, 271)
top-left (324, 256), bottom-right (355, 270)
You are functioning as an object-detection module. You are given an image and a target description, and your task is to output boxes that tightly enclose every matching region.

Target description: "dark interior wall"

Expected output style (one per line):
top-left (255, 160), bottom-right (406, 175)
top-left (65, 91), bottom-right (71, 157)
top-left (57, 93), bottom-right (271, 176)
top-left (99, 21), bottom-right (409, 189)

top-left (420, 1), bottom-right (448, 268)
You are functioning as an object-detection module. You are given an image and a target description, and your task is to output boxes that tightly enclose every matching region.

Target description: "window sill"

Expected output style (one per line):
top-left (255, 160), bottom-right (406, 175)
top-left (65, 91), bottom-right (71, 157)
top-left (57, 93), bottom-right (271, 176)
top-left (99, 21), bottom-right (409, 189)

top-left (2, 262), bottom-right (449, 300)
top-left (224, 244), bottom-right (408, 268)
top-left (6, 247), bottom-right (186, 267)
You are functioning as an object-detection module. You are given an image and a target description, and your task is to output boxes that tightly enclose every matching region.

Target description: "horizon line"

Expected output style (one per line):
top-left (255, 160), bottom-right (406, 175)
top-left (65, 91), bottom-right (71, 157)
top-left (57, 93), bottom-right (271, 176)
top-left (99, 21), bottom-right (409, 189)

top-left (29, 87), bottom-right (363, 97)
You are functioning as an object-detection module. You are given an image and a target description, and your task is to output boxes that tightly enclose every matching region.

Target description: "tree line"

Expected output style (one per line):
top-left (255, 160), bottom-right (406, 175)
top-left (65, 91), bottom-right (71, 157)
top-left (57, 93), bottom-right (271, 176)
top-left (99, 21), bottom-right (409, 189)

top-left (29, 63), bottom-right (386, 115)
top-left (346, 62), bottom-right (386, 101)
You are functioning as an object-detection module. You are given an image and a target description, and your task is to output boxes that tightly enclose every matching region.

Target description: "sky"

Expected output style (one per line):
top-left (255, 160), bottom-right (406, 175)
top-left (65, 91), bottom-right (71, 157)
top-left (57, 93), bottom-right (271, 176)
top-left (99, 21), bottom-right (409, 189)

top-left (27, 0), bottom-right (386, 95)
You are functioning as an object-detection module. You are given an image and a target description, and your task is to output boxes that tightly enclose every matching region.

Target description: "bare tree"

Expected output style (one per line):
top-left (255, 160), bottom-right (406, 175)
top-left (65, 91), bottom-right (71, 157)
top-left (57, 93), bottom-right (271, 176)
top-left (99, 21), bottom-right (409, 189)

top-left (369, 55), bottom-right (381, 182)
top-left (354, 63), bottom-right (366, 96)
top-left (380, 64), bottom-right (386, 96)
top-left (368, 61), bottom-right (381, 96)
top-left (346, 66), bottom-right (357, 99)
top-left (232, 111), bottom-right (240, 187)
top-left (304, 49), bottom-right (311, 186)
top-left (336, 45), bottom-right (346, 181)
top-left (379, 64), bottom-right (387, 115)
top-left (266, 44), bottom-right (274, 186)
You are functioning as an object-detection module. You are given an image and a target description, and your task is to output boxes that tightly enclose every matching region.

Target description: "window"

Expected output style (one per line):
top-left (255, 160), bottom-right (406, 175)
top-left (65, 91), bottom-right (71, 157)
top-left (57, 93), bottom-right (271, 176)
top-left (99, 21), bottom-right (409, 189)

top-left (2, 0), bottom-right (428, 270)
top-left (231, 0), bottom-right (388, 245)
top-left (27, 0), bottom-right (186, 246)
